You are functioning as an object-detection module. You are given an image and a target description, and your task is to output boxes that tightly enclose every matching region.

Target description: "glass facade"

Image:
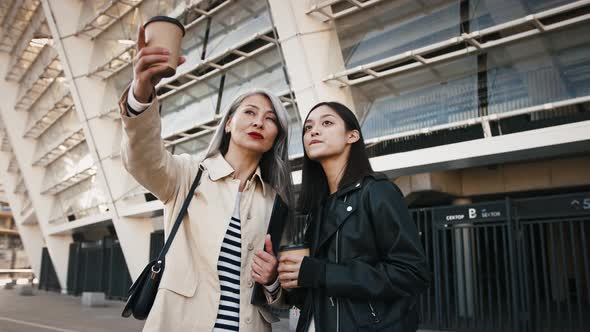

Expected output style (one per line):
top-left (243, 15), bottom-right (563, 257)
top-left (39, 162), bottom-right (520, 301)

top-left (485, 23), bottom-right (590, 114)
top-left (50, 176), bottom-right (109, 224)
top-left (333, 0), bottom-right (590, 141)
top-left (42, 143), bottom-right (94, 191)
top-left (1, 0), bottom-right (588, 215)
top-left (33, 108), bottom-right (82, 162)
top-left (338, 0), bottom-right (461, 69)
top-left (1, 1), bottom-right (589, 311)
top-left (155, 0), bottom-right (299, 158)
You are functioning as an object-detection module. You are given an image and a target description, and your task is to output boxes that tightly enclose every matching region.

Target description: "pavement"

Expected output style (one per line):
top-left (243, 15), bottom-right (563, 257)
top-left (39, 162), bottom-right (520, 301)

top-left (0, 288), bottom-right (290, 332)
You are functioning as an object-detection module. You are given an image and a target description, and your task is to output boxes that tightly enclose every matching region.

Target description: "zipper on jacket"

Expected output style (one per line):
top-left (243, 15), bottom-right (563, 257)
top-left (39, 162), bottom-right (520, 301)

top-left (368, 302), bottom-right (380, 323)
top-left (334, 195), bottom-right (347, 332)
top-left (335, 228), bottom-right (340, 332)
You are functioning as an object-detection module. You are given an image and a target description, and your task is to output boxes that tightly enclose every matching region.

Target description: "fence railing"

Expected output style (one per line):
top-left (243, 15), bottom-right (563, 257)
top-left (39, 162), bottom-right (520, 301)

top-left (413, 191), bottom-right (590, 332)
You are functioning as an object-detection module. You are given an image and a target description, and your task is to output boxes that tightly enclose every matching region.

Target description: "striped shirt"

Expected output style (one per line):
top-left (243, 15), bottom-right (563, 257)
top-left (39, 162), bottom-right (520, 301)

top-left (214, 193), bottom-right (243, 331)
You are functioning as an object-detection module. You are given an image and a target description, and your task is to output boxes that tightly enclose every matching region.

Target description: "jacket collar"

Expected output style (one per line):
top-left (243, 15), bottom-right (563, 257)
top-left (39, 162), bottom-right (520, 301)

top-left (311, 173), bottom-right (387, 254)
top-left (202, 153), bottom-right (267, 196)
top-left (332, 173), bottom-right (387, 198)
top-left (308, 182), bottom-right (362, 255)
top-left (334, 181), bottom-right (363, 198)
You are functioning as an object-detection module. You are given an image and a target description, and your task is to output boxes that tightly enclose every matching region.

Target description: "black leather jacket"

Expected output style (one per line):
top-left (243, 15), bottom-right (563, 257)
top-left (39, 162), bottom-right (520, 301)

top-left (288, 173), bottom-right (430, 332)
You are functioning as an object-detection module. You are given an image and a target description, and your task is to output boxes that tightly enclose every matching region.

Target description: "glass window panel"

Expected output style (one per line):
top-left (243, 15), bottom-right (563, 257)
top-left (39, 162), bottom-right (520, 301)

top-left (34, 108), bottom-right (82, 159)
top-left (173, 132), bottom-right (214, 157)
top-left (52, 176), bottom-right (108, 224)
top-left (357, 56), bottom-right (478, 140)
top-left (286, 103), bottom-right (303, 157)
top-left (335, 0), bottom-right (573, 69)
top-left (336, 0), bottom-right (460, 68)
top-left (26, 89), bottom-right (71, 130)
top-left (103, 65), bottom-right (133, 112)
top-left (486, 22), bottom-right (590, 114)
top-left (160, 76), bottom-right (221, 138)
top-left (88, 0), bottom-right (189, 68)
top-left (43, 143), bottom-right (94, 190)
top-left (25, 78), bottom-right (69, 111)
top-left (356, 21), bottom-right (590, 142)
top-left (205, 0), bottom-right (270, 60)
top-left (111, 65), bottom-right (134, 94)
top-left (19, 45), bottom-right (60, 94)
top-left (219, 49), bottom-right (288, 112)
top-left (468, 0), bottom-right (573, 31)
top-left (175, 19), bottom-right (208, 77)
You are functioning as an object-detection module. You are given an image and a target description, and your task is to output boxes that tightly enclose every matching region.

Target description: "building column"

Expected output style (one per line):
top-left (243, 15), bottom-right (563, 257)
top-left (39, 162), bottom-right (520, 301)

top-left (42, 0), bottom-right (154, 279)
top-left (267, 0), bottom-right (355, 119)
top-left (453, 197), bottom-right (476, 319)
top-left (0, 53), bottom-right (72, 289)
top-left (0, 136), bottom-right (44, 279)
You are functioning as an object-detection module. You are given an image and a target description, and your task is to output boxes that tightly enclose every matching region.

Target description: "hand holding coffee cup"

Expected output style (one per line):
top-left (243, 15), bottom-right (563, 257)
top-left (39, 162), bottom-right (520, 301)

top-left (133, 16), bottom-right (186, 103)
top-left (277, 244), bottom-right (310, 289)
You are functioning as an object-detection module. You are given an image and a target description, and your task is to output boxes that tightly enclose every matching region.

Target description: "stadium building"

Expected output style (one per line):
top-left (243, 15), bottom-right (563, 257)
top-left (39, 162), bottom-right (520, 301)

top-left (0, 0), bottom-right (589, 330)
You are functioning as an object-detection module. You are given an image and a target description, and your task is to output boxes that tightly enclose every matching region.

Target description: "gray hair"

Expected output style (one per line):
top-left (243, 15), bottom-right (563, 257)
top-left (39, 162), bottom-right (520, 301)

top-left (204, 88), bottom-right (293, 206)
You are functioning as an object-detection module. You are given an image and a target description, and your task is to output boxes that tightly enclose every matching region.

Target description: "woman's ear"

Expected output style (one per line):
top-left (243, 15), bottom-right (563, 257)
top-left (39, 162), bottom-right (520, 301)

top-left (225, 116), bottom-right (232, 134)
top-left (348, 130), bottom-right (360, 144)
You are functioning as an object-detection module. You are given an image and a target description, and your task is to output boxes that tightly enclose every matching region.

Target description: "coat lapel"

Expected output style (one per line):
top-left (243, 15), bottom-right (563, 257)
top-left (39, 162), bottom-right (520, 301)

top-left (316, 199), bottom-right (358, 252)
top-left (311, 180), bottom-right (365, 255)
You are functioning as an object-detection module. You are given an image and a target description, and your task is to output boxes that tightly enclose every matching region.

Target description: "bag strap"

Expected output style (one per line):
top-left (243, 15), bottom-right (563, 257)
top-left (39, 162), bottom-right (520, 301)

top-left (156, 166), bottom-right (204, 262)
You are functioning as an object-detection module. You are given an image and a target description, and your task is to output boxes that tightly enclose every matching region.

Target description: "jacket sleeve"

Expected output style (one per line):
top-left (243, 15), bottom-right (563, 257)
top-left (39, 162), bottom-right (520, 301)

top-left (299, 180), bottom-right (430, 301)
top-left (119, 84), bottom-right (192, 203)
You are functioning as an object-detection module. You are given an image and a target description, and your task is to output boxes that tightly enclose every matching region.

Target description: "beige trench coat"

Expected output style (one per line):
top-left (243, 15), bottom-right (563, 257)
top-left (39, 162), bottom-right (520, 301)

top-left (119, 86), bottom-right (278, 331)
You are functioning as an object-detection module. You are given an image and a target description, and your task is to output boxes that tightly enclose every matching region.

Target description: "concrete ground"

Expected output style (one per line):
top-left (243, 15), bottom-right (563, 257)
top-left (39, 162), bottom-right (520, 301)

top-left (0, 288), bottom-right (290, 332)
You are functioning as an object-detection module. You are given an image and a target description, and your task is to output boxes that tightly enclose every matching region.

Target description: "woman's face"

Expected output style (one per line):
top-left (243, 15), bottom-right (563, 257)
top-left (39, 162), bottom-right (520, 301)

top-left (225, 94), bottom-right (279, 155)
top-left (303, 105), bottom-right (357, 161)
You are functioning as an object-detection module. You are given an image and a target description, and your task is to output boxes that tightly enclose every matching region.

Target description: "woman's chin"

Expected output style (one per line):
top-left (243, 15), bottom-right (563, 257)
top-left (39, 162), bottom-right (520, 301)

top-left (306, 151), bottom-right (329, 162)
top-left (243, 144), bottom-right (272, 155)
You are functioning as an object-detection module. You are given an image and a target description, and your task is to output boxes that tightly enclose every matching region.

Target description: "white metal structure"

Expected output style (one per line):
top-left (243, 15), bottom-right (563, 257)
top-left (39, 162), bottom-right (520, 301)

top-left (0, 0), bottom-right (588, 295)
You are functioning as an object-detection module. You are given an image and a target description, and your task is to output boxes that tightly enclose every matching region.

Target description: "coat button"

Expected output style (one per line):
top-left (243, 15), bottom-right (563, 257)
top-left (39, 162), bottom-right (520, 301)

top-left (248, 280), bottom-right (254, 288)
top-left (247, 243), bottom-right (254, 251)
top-left (346, 206), bottom-right (352, 212)
top-left (245, 316), bottom-right (252, 324)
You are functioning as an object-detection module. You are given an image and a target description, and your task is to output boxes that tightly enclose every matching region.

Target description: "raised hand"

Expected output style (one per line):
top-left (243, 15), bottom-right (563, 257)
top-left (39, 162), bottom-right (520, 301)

top-left (132, 24), bottom-right (186, 103)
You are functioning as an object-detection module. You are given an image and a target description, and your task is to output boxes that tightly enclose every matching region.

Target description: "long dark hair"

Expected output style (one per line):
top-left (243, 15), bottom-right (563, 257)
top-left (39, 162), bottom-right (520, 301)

top-left (297, 102), bottom-right (373, 214)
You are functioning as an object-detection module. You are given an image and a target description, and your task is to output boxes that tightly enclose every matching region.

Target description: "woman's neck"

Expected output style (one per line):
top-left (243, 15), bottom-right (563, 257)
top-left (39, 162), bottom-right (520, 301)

top-left (320, 151), bottom-right (349, 195)
top-left (224, 144), bottom-right (262, 192)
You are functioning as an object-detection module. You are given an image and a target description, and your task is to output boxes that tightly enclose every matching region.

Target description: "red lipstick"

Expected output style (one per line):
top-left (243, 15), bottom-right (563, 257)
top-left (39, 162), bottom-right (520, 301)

top-left (248, 132), bottom-right (264, 139)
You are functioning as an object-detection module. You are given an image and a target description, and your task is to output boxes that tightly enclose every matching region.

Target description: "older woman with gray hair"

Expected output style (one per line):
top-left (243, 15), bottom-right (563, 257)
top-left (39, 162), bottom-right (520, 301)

top-left (118, 24), bottom-right (293, 331)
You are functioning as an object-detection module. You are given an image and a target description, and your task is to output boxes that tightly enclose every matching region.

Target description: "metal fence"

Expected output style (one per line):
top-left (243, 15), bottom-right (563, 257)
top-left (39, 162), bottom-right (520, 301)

top-left (66, 237), bottom-right (132, 300)
top-left (39, 247), bottom-right (60, 292)
top-left (414, 192), bottom-right (590, 332)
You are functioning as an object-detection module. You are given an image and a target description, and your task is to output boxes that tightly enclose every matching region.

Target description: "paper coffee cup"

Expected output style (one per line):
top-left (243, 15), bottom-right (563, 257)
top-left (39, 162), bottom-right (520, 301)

top-left (144, 16), bottom-right (185, 79)
top-left (279, 243), bottom-right (310, 264)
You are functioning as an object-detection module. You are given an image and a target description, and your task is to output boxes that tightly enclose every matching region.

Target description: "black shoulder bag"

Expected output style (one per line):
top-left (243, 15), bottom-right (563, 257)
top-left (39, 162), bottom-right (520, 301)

top-left (122, 167), bottom-right (203, 320)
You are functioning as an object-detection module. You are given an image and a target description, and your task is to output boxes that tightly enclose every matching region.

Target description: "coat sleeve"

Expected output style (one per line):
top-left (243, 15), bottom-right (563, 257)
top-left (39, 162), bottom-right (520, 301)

top-left (119, 84), bottom-right (192, 203)
top-left (299, 180), bottom-right (430, 301)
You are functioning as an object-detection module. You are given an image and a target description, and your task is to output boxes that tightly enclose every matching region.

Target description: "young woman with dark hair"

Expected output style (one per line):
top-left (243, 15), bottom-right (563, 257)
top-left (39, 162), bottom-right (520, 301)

top-left (278, 102), bottom-right (430, 331)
